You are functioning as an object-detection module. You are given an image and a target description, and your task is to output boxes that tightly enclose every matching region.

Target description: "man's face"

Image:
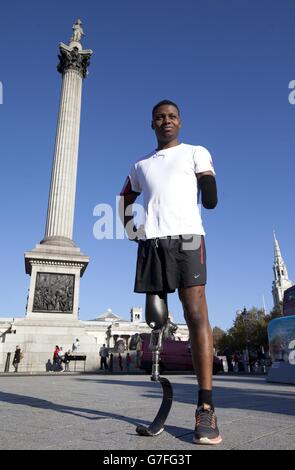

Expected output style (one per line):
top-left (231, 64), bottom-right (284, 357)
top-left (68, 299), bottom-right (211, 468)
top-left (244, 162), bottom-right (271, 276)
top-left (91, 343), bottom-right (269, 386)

top-left (151, 104), bottom-right (181, 143)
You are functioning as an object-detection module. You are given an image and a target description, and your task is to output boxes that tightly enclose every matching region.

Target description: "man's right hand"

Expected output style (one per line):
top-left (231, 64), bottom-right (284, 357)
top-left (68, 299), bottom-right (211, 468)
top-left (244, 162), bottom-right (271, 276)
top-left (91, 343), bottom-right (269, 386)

top-left (128, 224), bottom-right (145, 243)
top-left (128, 227), bottom-right (139, 243)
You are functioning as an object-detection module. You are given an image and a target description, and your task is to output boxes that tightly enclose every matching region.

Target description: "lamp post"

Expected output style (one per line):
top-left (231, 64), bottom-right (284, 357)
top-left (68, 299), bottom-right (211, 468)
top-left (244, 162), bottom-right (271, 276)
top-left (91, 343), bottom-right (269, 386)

top-left (241, 307), bottom-right (250, 372)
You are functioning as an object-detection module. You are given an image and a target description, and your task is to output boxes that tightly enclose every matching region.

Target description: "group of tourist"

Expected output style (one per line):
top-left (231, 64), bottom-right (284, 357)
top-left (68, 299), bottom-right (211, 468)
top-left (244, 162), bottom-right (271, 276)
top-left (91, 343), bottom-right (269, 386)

top-left (51, 338), bottom-right (80, 372)
top-left (99, 344), bottom-right (132, 372)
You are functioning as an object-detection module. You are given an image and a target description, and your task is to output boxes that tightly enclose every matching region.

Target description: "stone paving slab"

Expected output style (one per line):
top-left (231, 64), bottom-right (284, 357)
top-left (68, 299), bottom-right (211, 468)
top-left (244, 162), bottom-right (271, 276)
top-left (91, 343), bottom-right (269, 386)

top-left (0, 374), bottom-right (294, 450)
top-left (234, 426), bottom-right (295, 450)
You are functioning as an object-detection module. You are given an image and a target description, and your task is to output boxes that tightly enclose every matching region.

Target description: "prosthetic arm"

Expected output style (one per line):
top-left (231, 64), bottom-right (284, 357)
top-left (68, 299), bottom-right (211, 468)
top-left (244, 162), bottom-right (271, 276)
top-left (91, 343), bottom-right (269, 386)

top-left (198, 174), bottom-right (218, 209)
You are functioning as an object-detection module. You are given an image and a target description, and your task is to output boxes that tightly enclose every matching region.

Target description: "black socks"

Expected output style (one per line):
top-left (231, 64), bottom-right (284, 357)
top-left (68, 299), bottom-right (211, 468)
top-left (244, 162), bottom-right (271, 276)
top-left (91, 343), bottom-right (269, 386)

top-left (198, 389), bottom-right (214, 410)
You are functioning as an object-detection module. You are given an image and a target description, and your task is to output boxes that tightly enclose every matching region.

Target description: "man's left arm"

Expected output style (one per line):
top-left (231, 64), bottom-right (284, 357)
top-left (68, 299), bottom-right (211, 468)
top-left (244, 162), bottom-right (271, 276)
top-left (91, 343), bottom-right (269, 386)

top-left (196, 171), bottom-right (218, 209)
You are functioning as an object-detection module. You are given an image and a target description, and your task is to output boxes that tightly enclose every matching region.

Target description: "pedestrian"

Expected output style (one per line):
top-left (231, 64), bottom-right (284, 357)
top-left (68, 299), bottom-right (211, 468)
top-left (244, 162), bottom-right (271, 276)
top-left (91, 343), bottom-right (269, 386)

top-left (57, 346), bottom-right (65, 370)
top-left (126, 353), bottom-right (132, 372)
top-left (233, 351), bottom-right (240, 373)
top-left (12, 345), bottom-right (22, 372)
top-left (46, 359), bottom-right (53, 372)
top-left (99, 344), bottom-right (109, 370)
top-left (118, 353), bottom-right (123, 371)
top-left (72, 338), bottom-right (80, 353)
top-left (53, 345), bottom-right (60, 371)
top-left (109, 353), bottom-right (114, 372)
top-left (119, 100), bottom-right (221, 445)
top-left (223, 347), bottom-right (233, 373)
top-left (63, 349), bottom-right (71, 372)
top-left (136, 339), bottom-right (142, 368)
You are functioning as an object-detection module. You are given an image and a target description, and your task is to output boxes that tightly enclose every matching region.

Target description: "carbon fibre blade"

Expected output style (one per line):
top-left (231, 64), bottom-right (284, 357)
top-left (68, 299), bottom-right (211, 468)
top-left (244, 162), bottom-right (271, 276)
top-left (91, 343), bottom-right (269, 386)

top-left (136, 377), bottom-right (173, 436)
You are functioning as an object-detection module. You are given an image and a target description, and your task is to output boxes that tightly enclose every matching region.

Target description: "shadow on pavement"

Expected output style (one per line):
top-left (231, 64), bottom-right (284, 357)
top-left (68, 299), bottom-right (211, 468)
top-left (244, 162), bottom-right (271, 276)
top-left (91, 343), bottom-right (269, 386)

top-left (0, 389), bottom-right (194, 442)
top-left (75, 377), bottom-right (295, 417)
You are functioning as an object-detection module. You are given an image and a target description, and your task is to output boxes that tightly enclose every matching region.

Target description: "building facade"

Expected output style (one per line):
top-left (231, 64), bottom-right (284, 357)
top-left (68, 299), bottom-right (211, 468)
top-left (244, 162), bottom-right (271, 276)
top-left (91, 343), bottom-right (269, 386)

top-left (0, 307), bottom-right (189, 372)
top-left (272, 233), bottom-right (293, 307)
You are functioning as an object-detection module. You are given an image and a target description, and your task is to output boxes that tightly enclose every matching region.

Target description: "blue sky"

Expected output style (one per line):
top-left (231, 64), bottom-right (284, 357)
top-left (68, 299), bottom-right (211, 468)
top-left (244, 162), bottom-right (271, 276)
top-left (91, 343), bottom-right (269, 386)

top-left (0, 0), bottom-right (294, 330)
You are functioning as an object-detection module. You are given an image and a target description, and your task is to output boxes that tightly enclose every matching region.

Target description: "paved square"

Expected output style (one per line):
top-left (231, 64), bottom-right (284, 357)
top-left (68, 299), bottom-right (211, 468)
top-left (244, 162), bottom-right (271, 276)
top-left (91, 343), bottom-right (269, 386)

top-left (0, 373), bottom-right (294, 450)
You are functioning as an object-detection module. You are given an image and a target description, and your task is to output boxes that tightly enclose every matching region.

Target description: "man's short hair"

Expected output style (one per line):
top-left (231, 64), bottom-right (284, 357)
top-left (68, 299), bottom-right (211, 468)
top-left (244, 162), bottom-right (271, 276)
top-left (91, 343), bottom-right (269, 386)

top-left (152, 100), bottom-right (180, 117)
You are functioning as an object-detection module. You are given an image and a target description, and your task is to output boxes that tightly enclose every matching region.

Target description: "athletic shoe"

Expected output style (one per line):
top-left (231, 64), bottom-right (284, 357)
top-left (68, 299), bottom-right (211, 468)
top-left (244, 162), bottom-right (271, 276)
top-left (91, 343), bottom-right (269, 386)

top-left (193, 403), bottom-right (222, 445)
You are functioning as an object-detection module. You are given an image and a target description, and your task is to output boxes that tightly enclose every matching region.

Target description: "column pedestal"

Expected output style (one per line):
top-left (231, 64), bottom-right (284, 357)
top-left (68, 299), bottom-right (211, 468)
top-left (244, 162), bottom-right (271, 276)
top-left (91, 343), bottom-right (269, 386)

top-left (25, 243), bottom-right (89, 322)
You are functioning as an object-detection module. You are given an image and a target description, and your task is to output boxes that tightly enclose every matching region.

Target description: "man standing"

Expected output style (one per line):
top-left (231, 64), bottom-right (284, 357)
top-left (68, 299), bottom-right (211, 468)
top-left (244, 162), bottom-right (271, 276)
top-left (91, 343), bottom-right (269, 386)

top-left (72, 338), bottom-right (80, 353)
top-left (109, 352), bottom-right (114, 372)
top-left (119, 100), bottom-right (221, 445)
top-left (12, 345), bottom-right (22, 373)
top-left (118, 352), bottom-right (123, 371)
top-left (99, 344), bottom-right (109, 370)
top-left (53, 345), bottom-right (60, 372)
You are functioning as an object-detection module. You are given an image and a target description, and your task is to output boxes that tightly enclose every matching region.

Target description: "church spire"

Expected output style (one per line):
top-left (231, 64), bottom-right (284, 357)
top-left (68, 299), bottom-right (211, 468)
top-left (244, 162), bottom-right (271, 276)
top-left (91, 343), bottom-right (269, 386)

top-left (273, 231), bottom-right (282, 261)
top-left (272, 232), bottom-right (293, 307)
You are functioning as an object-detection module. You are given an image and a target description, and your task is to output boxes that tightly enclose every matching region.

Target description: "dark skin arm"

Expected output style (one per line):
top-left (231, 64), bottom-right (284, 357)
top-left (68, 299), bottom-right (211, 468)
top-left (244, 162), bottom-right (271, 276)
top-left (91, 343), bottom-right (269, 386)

top-left (118, 191), bottom-right (139, 241)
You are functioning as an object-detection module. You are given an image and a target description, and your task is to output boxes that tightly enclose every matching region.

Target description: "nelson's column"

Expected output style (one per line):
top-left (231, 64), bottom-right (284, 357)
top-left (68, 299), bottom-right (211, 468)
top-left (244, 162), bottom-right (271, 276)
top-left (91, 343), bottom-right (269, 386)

top-left (1, 21), bottom-right (99, 372)
top-left (25, 20), bottom-right (92, 320)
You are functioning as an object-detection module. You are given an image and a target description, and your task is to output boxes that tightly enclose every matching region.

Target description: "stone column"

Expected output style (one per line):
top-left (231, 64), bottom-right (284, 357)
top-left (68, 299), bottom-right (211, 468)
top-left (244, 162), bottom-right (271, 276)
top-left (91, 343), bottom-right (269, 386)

top-left (42, 41), bottom-right (92, 247)
top-left (24, 23), bottom-right (92, 321)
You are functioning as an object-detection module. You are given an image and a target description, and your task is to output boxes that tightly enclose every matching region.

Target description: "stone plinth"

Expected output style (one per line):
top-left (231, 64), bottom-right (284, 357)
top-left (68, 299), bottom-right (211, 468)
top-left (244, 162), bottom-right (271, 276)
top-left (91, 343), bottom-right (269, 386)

top-left (25, 243), bottom-right (89, 321)
top-left (0, 318), bottom-right (99, 373)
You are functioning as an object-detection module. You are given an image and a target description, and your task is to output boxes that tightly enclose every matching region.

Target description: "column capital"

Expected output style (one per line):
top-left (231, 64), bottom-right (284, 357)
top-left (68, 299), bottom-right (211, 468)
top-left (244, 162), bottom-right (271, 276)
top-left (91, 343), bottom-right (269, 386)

top-left (57, 42), bottom-right (93, 79)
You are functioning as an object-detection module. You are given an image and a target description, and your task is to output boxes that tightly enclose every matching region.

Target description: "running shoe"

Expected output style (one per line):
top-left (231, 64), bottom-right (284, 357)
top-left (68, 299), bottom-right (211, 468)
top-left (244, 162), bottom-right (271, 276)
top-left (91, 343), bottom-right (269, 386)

top-left (193, 403), bottom-right (222, 445)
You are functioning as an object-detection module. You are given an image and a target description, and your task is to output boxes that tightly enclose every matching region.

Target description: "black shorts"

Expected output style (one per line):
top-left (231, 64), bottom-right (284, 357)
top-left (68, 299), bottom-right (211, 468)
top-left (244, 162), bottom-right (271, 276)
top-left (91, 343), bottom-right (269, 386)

top-left (134, 234), bottom-right (206, 293)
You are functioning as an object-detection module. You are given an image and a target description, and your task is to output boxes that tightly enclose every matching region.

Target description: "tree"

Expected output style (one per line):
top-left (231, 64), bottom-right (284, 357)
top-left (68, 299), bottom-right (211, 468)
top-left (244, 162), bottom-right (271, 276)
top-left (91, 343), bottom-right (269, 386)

top-left (213, 304), bottom-right (285, 356)
top-left (212, 327), bottom-right (226, 352)
top-left (214, 308), bottom-right (269, 354)
top-left (265, 302), bottom-right (283, 322)
top-left (232, 308), bottom-right (269, 351)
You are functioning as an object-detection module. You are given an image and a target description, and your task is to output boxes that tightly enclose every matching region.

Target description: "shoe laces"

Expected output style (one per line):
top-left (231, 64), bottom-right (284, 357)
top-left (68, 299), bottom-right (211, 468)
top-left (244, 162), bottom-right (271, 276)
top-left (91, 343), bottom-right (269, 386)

top-left (195, 404), bottom-right (217, 429)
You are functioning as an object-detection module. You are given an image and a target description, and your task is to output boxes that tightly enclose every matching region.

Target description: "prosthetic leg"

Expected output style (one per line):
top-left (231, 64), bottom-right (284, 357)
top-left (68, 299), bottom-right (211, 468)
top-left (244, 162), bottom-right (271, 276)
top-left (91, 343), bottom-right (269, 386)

top-left (136, 293), bottom-right (173, 436)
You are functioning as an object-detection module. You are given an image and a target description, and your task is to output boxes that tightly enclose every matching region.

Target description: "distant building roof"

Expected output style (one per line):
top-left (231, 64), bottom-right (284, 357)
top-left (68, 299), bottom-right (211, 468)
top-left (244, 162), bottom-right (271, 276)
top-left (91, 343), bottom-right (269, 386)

top-left (92, 308), bottom-right (122, 322)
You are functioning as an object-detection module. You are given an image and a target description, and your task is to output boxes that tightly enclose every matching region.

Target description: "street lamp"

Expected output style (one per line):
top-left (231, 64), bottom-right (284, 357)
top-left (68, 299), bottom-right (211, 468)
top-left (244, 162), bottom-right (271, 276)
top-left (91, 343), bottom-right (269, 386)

top-left (241, 307), bottom-right (250, 372)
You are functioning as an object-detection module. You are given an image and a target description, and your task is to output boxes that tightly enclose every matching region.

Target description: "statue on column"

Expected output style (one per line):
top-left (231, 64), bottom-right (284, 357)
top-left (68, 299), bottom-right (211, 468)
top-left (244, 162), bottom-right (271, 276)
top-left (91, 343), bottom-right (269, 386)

top-left (71, 19), bottom-right (84, 43)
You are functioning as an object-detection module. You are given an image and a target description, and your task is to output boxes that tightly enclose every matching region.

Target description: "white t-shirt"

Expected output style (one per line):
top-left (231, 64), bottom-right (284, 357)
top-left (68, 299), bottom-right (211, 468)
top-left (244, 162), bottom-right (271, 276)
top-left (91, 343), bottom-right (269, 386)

top-left (126, 143), bottom-right (215, 240)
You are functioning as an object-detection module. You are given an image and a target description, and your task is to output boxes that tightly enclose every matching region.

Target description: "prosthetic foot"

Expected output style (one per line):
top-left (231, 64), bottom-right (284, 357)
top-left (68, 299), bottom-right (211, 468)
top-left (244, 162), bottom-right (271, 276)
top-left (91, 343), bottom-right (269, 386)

top-left (136, 293), bottom-right (173, 437)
